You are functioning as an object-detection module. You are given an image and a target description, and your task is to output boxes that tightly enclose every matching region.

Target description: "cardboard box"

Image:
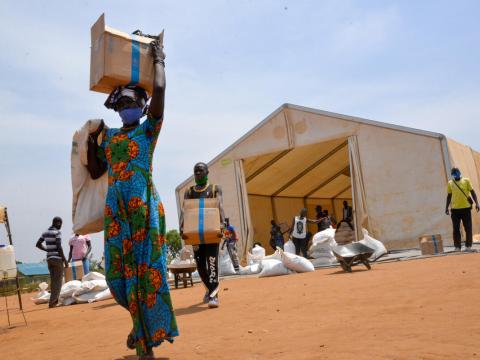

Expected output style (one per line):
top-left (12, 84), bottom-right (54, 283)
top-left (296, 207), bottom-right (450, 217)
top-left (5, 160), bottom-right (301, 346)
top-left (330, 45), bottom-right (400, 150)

top-left (183, 198), bottom-right (222, 246)
top-left (90, 13), bottom-right (163, 95)
top-left (419, 234), bottom-right (443, 255)
top-left (65, 260), bottom-right (85, 282)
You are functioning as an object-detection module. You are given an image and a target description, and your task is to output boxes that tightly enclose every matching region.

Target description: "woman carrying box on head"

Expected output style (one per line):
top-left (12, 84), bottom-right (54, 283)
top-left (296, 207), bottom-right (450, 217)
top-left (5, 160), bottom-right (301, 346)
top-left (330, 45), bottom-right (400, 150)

top-left (180, 162), bottom-right (225, 308)
top-left (86, 38), bottom-right (178, 360)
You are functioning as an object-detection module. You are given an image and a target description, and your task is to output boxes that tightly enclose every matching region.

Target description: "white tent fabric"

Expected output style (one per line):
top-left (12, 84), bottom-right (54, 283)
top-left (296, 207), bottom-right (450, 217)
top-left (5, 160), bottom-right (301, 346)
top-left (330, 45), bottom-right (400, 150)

top-left (176, 104), bottom-right (480, 258)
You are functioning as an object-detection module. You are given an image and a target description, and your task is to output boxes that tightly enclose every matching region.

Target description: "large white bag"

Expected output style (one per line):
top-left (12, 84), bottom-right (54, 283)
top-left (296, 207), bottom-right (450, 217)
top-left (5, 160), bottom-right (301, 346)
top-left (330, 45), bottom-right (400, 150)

top-left (88, 288), bottom-right (113, 303)
top-left (31, 283), bottom-right (51, 305)
top-left (71, 120), bottom-right (108, 235)
top-left (59, 280), bottom-right (82, 299)
top-left (247, 244), bottom-right (266, 265)
top-left (284, 240), bottom-right (296, 254)
top-left (73, 279), bottom-right (108, 296)
top-left (82, 271), bottom-right (105, 282)
top-left (259, 259), bottom-right (290, 277)
top-left (280, 250), bottom-right (315, 273)
top-left (263, 249), bottom-right (282, 261)
top-left (219, 249), bottom-right (236, 276)
top-left (73, 290), bottom-right (105, 303)
top-left (238, 263), bottom-right (262, 275)
top-left (359, 229), bottom-right (387, 261)
top-left (312, 227), bottom-right (336, 244)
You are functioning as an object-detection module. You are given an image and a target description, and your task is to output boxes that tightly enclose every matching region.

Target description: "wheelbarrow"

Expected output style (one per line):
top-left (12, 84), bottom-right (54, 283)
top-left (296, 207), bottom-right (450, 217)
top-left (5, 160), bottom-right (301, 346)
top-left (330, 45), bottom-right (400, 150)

top-left (332, 243), bottom-right (375, 272)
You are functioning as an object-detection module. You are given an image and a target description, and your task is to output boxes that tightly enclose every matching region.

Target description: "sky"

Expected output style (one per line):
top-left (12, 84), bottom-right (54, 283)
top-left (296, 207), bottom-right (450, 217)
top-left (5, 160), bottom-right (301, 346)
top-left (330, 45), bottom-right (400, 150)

top-left (0, 0), bottom-right (479, 262)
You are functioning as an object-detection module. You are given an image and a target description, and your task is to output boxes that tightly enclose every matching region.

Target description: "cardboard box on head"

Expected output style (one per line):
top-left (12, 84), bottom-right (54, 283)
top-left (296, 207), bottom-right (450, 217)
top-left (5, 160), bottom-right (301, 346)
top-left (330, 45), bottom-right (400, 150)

top-left (183, 198), bottom-right (222, 246)
top-left (90, 13), bottom-right (164, 95)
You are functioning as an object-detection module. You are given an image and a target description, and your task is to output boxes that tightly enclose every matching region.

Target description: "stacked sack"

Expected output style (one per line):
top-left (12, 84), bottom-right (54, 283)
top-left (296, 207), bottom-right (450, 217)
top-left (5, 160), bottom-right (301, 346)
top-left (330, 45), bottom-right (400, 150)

top-left (308, 227), bottom-right (338, 267)
top-left (334, 221), bottom-right (355, 245)
top-left (58, 272), bottom-right (112, 306)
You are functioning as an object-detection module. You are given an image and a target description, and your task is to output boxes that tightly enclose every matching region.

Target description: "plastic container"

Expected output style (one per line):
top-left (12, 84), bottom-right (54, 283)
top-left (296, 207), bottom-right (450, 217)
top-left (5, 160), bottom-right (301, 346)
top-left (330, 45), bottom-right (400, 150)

top-left (0, 245), bottom-right (17, 278)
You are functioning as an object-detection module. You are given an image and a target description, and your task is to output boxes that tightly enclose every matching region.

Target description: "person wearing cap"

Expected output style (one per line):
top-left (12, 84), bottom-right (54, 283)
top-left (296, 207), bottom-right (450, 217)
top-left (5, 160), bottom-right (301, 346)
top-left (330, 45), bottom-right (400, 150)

top-left (86, 37), bottom-right (178, 359)
top-left (36, 216), bottom-right (68, 308)
top-left (445, 167), bottom-right (480, 252)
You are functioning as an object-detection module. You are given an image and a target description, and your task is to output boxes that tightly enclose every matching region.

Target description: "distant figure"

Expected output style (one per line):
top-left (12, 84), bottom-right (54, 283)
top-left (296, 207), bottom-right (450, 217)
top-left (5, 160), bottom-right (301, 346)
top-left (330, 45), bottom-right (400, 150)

top-left (269, 220), bottom-right (285, 250)
top-left (289, 208), bottom-right (318, 258)
top-left (36, 216), bottom-right (68, 308)
top-left (222, 218), bottom-right (240, 272)
top-left (342, 201), bottom-right (353, 223)
top-left (68, 233), bottom-right (92, 275)
top-left (317, 209), bottom-right (333, 232)
top-left (445, 167), bottom-right (480, 251)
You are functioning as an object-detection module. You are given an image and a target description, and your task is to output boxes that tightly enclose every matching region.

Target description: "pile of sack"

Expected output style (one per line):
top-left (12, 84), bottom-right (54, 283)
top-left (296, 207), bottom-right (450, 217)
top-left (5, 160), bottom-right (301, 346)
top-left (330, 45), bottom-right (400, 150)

top-left (233, 244), bottom-right (315, 278)
top-left (31, 272), bottom-right (113, 306)
top-left (308, 227), bottom-right (338, 267)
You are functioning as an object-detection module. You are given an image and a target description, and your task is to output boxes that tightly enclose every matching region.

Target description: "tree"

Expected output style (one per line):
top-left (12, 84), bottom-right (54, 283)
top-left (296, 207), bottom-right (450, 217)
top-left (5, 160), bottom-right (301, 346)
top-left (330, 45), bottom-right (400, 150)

top-left (166, 229), bottom-right (182, 263)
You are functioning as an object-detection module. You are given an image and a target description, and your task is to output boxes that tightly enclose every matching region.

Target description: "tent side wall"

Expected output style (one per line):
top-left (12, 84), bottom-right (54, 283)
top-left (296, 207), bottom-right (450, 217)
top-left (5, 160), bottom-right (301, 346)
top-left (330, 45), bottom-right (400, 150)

top-left (446, 139), bottom-right (480, 238)
top-left (354, 125), bottom-right (451, 248)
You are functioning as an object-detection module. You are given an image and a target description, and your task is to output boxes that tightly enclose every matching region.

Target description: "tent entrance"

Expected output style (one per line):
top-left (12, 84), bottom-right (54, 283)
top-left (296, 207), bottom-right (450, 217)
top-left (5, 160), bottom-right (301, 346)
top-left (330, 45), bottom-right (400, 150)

top-left (243, 137), bottom-right (357, 253)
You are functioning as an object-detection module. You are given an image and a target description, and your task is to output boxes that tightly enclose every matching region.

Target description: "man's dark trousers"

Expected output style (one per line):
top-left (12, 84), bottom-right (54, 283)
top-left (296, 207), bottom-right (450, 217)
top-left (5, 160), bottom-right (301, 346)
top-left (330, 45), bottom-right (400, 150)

top-left (451, 208), bottom-right (473, 248)
top-left (47, 258), bottom-right (63, 308)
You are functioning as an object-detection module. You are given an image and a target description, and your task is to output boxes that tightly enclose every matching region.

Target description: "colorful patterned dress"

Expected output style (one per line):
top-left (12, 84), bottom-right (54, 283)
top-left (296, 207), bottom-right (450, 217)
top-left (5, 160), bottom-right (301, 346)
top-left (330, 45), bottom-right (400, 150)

top-left (100, 115), bottom-right (178, 356)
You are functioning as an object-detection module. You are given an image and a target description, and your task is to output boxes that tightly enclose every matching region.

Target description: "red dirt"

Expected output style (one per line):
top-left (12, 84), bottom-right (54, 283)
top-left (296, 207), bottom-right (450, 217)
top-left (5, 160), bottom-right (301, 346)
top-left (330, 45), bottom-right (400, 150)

top-left (2, 254), bottom-right (480, 359)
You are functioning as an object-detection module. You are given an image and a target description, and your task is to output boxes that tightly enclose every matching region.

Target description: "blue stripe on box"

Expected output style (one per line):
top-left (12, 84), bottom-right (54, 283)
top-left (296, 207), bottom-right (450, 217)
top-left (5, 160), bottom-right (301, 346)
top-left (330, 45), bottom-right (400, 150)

top-left (199, 198), bottom-right (205, 245)
top-left (129, 35), bottom-right (140, 86)
top-left (432, 235), bottom-right (438, 254)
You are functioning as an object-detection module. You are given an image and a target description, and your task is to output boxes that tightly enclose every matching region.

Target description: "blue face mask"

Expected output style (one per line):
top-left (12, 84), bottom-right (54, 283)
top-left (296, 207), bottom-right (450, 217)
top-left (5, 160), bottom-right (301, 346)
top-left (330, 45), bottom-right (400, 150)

top-left (452, 171), bottom-right (461, 180)
top-left (119, 107), bottom-right (143, 125)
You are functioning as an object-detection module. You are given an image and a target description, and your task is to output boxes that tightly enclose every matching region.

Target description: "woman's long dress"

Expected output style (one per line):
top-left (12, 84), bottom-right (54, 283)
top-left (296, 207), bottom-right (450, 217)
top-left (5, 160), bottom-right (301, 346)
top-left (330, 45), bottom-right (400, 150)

top-left (101, 115), bottom-right (178, 356)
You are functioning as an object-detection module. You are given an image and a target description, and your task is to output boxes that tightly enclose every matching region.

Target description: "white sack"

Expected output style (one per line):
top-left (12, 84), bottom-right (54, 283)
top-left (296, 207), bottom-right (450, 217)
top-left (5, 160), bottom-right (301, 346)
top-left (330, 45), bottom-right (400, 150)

top-left (61, 297), bottom-right (76, 306)
top-left (73, 279), bottom-right (108, 296)
top-left (238, 263), bottom-right (262, 275)
top-left (31, 291), bottom-right (50, 305)
top-left (263, 249), bottom-right (282, 261)
top-left (60, 280), bottom-right (82, 299)
top-left (281, 250), bottom-right (315, 273)
top-left (284, 240), bottom-right (296, 254)
top-left (82, 271), bottom-right (105, 282)
top-left (259, 259), bottom-right (290, 278)
top-left (88, 288), bottom-right (113, 303)
top-left (359, 229), bottom-right (388, 261)
top-left (71, 120), bottom-right (108, 235)
top-left (312, 227), bottom-right (336, 245)
top-left (219, 249), bottom-right (236, 276)
top-left (73, 290), bottom-right (105, 303)
top-left (247, 245), bottom-right (266, 265)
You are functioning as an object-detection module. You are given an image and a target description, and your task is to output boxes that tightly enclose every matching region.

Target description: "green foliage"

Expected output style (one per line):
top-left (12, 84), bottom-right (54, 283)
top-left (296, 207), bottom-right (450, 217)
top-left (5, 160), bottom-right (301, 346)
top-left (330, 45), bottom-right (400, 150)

top-left (166, 229), bottom-right (182, 263)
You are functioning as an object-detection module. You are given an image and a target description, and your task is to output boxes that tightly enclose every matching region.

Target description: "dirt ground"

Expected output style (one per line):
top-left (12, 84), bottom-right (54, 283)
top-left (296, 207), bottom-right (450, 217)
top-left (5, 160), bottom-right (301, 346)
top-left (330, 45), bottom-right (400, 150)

top-left (2, 254), bottom-right (480, 360)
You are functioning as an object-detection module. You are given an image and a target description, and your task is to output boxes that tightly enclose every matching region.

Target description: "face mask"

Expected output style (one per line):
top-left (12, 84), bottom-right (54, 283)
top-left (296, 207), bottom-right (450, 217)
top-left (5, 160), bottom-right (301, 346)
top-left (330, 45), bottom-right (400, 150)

top-left (119, 107), bottom-right (143, 125)
top-left (195, 175), bottom-right (208, 186)
top-left (452, 171), bottom-right (461, 181)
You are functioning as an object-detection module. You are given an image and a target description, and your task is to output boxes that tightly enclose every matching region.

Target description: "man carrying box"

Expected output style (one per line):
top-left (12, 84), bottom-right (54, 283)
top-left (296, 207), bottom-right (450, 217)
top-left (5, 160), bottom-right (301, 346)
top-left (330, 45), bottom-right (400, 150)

top-left (180, 162), bottom-right (225, 308)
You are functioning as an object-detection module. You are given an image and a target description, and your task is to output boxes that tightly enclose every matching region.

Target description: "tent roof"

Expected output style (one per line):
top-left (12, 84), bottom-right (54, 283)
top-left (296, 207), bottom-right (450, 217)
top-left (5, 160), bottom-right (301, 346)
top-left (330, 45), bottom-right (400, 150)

top-left (17, 263), bottom-right (49, 276)
top-left (176, 103), bottom-right (446, 192)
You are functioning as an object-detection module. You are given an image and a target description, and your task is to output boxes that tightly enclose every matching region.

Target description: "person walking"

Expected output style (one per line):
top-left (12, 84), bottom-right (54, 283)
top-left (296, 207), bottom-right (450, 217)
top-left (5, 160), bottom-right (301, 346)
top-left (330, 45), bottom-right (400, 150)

top-left (36, 216), bottom-right (68, 308)
top-left (87, 38), bottom-right (178, 359)
top-left (445, 167), bottom-right (480, 251)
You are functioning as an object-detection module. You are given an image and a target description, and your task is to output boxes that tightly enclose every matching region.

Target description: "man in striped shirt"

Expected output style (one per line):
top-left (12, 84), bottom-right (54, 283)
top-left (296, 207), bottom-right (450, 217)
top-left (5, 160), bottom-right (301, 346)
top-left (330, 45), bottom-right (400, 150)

top-left (36, 216), bottom-right (68, 308)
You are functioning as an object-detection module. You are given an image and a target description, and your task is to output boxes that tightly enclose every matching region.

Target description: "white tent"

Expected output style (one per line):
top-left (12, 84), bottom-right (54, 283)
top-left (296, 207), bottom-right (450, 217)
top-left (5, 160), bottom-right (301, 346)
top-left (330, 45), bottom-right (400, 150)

top-left (176, 104), bottom-right (480, 259)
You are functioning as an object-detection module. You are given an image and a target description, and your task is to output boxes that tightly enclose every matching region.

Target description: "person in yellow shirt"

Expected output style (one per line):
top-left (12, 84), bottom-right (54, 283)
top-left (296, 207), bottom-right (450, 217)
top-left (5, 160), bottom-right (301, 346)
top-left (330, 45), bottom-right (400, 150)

top-left (445, 167), bottom-right (480, 251)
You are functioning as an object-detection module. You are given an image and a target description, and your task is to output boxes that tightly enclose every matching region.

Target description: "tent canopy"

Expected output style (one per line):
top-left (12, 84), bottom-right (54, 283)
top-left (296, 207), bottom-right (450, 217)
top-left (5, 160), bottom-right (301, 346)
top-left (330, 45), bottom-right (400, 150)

top-left (176, 104), bottom-right (480, 258)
